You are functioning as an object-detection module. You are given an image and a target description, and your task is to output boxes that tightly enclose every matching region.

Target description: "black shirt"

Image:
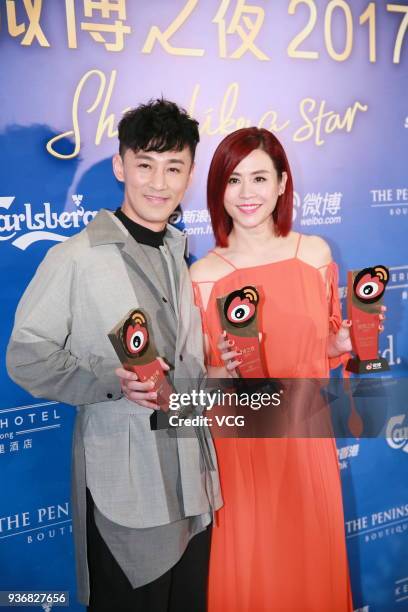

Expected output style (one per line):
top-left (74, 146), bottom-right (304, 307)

top-left (114, 208), bottom-right (166, 248)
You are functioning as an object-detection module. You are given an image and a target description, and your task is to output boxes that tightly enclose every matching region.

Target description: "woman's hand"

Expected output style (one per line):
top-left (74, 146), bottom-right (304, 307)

top-left (115, 357), bottom-right (170, 409)
top-left (328, 305), bottom-right (387, 357)
top-left (378, 304), bottom-right (387, 333)
top-left (217, 331), bottom-right (242, 378)
top-left (328, 320), bottom-right (353, 357)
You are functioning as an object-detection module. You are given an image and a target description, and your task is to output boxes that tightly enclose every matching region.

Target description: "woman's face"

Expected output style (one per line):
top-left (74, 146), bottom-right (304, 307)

top-left (223, 148), bottom-right (287, 231)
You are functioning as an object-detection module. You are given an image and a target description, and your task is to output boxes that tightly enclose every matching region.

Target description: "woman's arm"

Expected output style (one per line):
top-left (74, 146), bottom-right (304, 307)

top-left (298, 234), bottom-right (352, 359)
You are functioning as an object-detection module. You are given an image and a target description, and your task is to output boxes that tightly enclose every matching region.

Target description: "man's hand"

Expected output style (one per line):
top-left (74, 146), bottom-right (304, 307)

top-left (115, 358), bottom-right (170, 410)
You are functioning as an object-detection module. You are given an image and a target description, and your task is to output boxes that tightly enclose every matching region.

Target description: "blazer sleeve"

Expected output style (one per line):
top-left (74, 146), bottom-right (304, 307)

top-left (6, 247), bottom-right (122, 405)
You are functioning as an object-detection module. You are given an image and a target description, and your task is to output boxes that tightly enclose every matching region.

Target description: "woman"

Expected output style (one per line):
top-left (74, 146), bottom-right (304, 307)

top-left (190, 128), bottom-right (383, 611)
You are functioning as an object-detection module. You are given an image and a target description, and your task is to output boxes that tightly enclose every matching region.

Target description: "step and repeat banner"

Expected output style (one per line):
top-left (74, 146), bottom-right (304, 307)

top-left (1, 1), bottom-right (407, 610)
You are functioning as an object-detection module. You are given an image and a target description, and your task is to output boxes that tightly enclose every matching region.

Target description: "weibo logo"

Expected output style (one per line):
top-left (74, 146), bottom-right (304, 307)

top-left (0, 196), bottom-right (97, 250)
top-left (291, 191), bottom-right (301, 222)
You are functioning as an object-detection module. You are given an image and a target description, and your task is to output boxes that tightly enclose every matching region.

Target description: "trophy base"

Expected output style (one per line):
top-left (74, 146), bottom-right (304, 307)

top-left (346, 356), bottom-right (389, 374)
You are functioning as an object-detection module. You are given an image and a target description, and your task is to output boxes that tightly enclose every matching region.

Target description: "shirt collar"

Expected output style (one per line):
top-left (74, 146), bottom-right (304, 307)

top-left (86, 209), bottom-right (186, 253)
top-left (114, 208), bottom-right (166, 248)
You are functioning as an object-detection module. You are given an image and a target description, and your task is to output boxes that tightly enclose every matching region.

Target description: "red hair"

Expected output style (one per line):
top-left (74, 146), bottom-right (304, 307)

top-left (207, 128), bottom-right (294, 247)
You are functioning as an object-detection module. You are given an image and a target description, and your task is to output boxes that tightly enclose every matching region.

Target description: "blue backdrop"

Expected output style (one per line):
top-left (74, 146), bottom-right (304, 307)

top-left (1, 1), bottom-right (407, 610)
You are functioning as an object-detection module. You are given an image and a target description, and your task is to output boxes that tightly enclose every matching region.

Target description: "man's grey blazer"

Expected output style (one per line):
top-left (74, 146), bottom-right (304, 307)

top-left (6, 209), bottom-right (222, 602)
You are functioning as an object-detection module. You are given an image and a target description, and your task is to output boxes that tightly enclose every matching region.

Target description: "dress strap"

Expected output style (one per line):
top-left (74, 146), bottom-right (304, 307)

top-left (294, 233), bottom-right (302, 258)
top-left (318, 260), bottom-right (334, 270)
top-left (209, 249), bottom-right (238, 271)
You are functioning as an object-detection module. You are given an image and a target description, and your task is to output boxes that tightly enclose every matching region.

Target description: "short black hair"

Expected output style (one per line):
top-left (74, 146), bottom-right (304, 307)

top-left (118, 98), bottom-right (199, 161)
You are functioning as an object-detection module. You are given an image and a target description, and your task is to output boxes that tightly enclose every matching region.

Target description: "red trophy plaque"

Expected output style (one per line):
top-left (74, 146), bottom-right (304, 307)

top-left (108, 309), bottom-right (173, 411)
top-left (217, 286), bottom-right (266, 378)
top-left (346, 266), bottom-right (389, 374)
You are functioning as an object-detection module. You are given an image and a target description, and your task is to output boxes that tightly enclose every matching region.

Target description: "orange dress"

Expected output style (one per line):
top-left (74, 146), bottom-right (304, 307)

top-left (192, 238), bottom-right (353, 612)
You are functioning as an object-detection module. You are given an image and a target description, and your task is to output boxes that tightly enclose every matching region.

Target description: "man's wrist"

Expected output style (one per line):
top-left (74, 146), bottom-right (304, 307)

top-left (89, 355), bottom-right (123, 401)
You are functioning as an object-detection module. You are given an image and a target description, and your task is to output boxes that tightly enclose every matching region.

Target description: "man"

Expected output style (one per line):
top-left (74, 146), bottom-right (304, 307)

top-left (7, 99), bottom-right (222, 612)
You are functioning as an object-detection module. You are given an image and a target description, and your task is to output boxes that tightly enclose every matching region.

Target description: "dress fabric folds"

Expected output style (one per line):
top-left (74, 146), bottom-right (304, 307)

top-left (193, 253), bottom-right (353, 612)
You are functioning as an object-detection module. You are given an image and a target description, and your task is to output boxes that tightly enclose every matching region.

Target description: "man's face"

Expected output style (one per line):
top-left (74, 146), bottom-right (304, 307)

top-left (113, 146), bottom-right (194, 231)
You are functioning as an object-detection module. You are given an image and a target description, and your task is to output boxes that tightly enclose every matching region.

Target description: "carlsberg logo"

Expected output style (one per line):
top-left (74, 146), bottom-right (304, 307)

top-left (0, 196), bottom-right (97, 250)
top-left (386, 415), bottom-right (408, 453)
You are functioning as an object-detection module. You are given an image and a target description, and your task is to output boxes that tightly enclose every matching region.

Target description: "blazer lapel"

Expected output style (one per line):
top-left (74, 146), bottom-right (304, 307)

top-left (121, 235), bottom-right (172, 304)
top-left (164, 228), bottom-right (192, 353)
top-left (87, 209), bottom-right (186, 317)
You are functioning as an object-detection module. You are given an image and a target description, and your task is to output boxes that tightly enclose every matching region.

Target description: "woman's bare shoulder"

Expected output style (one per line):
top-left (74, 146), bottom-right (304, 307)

top-left (297, 233), bottom-right (332, 268)
top-left (189, 251), bottom-right (234, 283)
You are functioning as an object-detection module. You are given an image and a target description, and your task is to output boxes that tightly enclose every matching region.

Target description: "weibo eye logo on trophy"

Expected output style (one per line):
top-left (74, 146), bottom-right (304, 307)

top-left (108, 309), bottom-right (173, 411)
top-left (346, 265), bottom-right (390, 374)
top-left (217, 286), bottom-right (267, 378)
top-left (124, 312), bottom-right (149, 357)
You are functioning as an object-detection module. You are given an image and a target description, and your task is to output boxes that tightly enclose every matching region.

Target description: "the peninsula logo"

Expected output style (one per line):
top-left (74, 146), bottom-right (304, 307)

top-left (346, 504), bottom-right (408, 544)
top-left (0, 501), bottom-right (72, 546)
top-left (386, 415), bottom-right (408, 453)
top-left (0, 196), bottom-right (97, 250)
top-left (369, 187), bottom-right (408, 216)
